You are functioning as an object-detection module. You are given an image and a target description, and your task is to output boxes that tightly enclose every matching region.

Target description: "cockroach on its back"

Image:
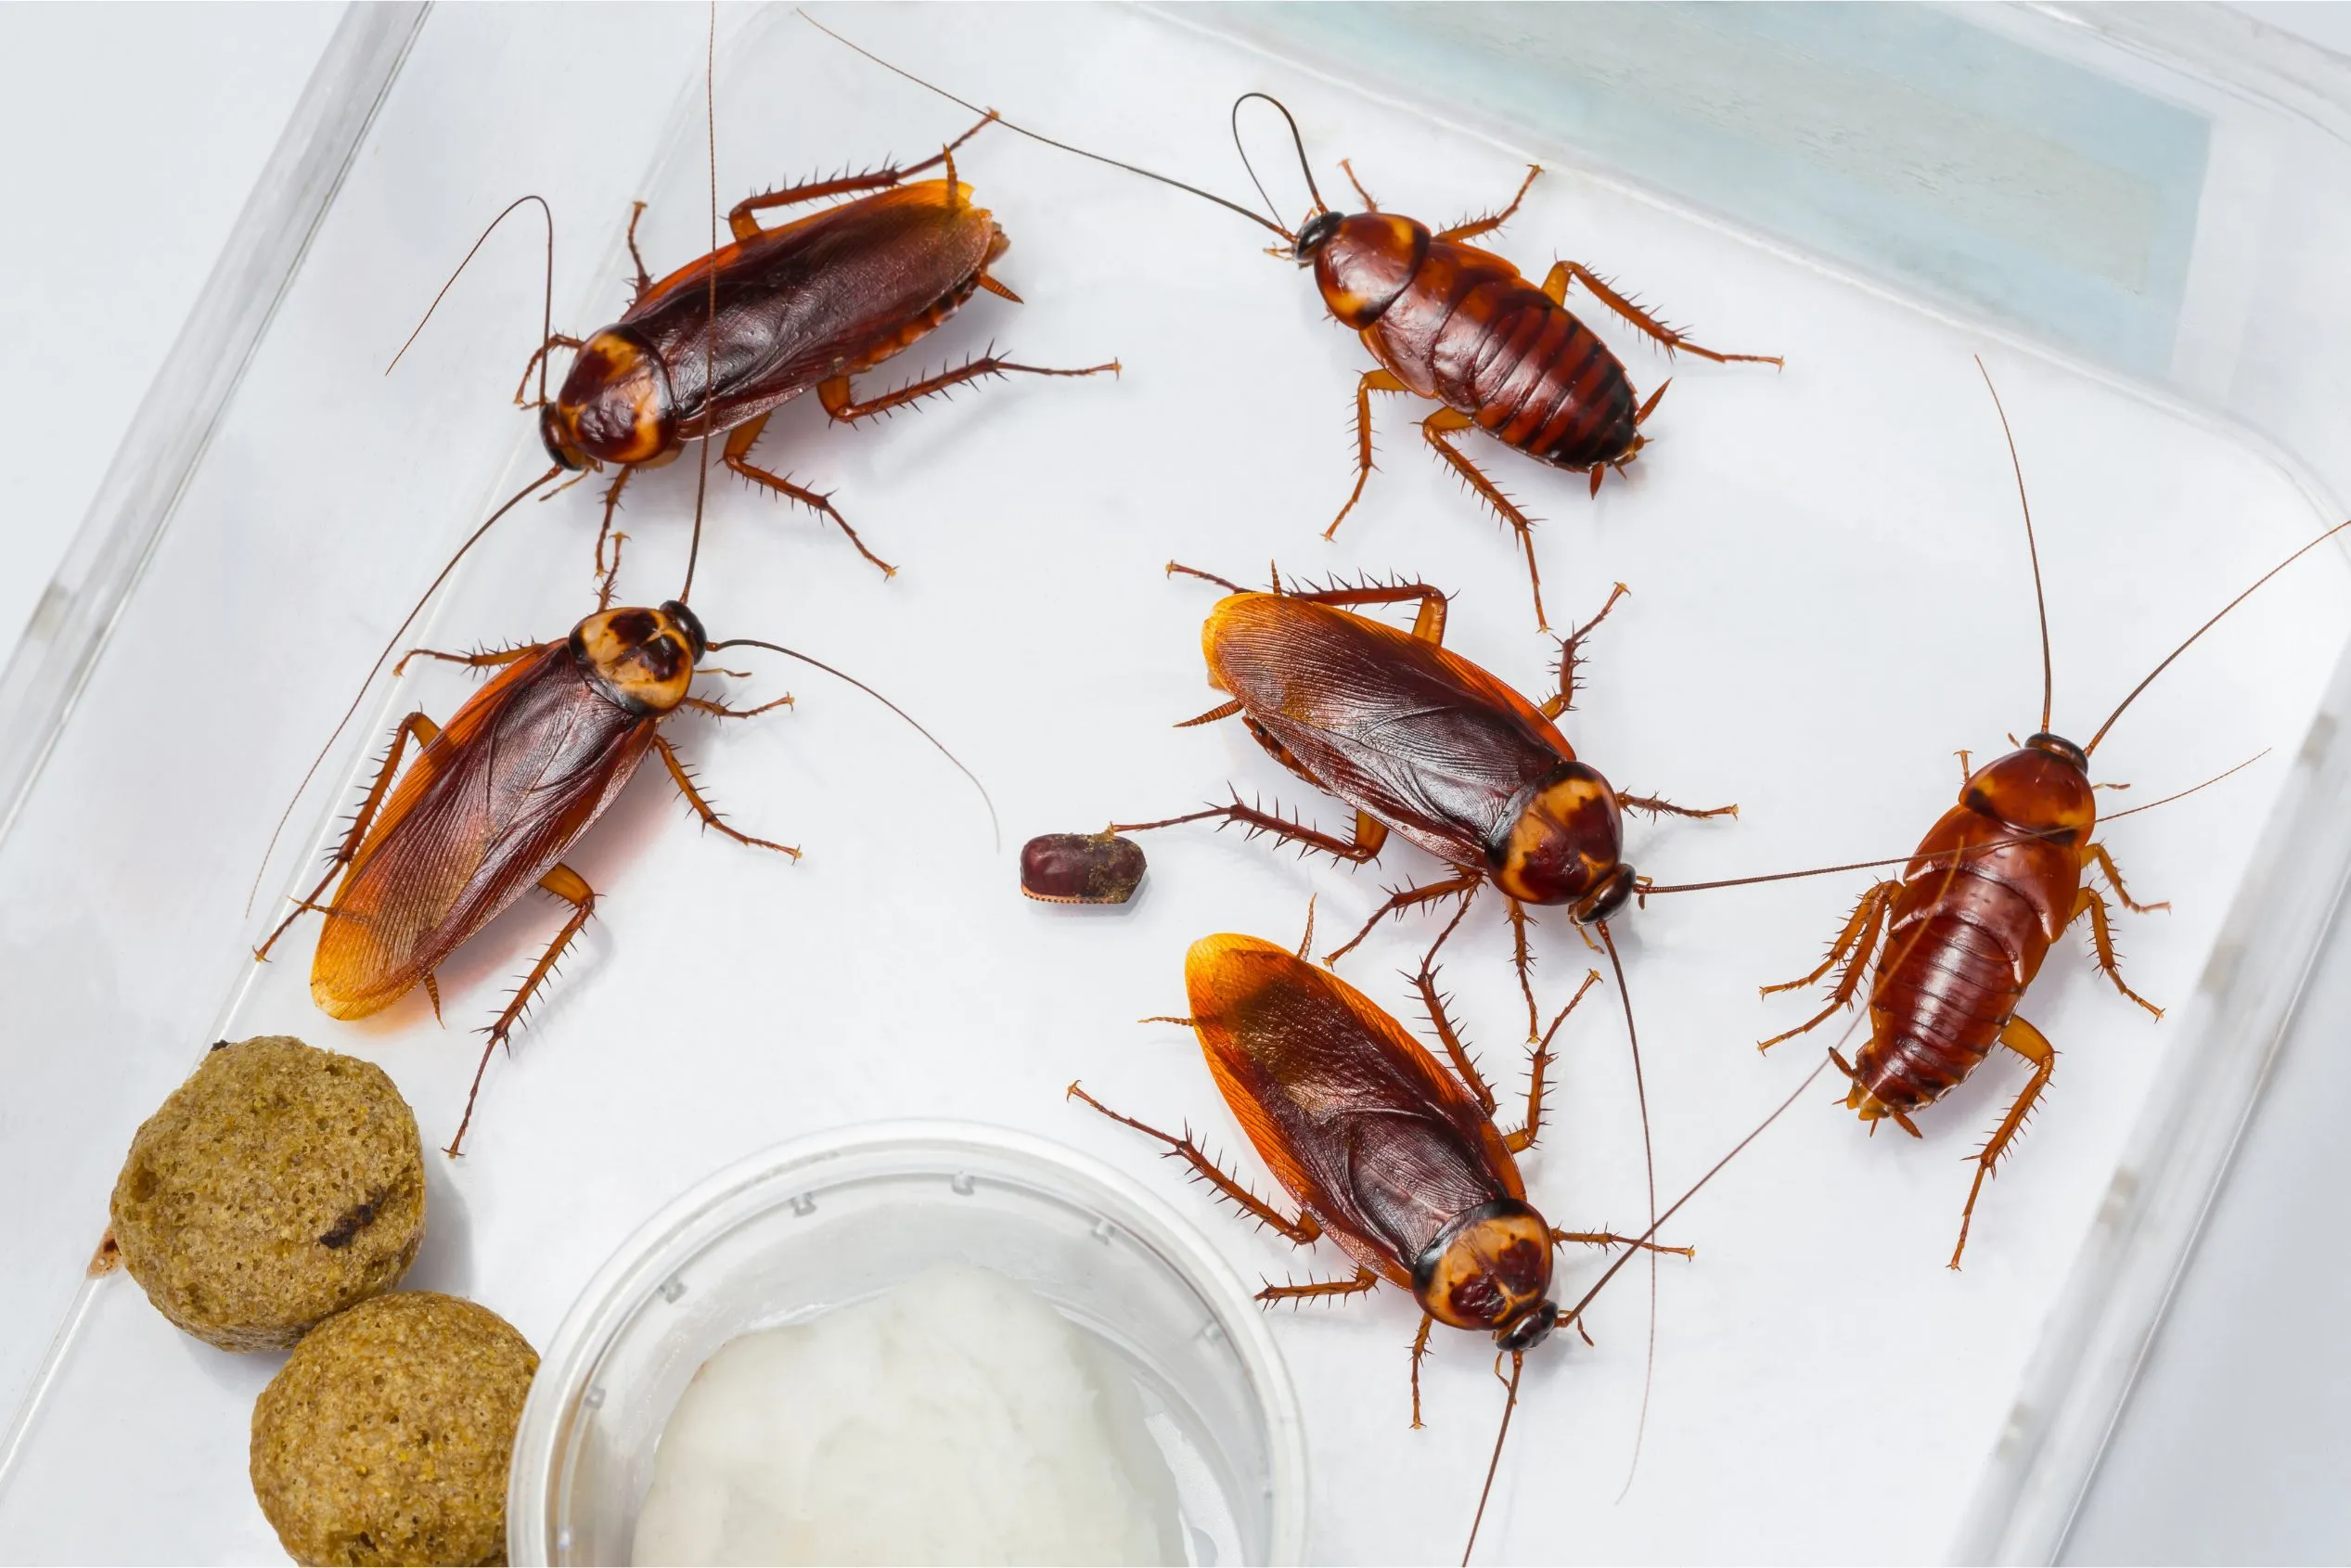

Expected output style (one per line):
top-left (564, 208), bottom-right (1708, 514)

top-left (805, 20), bottom-right (1779, 630)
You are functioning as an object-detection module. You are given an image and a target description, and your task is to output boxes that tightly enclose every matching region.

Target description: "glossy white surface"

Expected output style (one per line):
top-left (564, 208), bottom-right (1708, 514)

top-left (4, 5), bottom-right (2350, 1563)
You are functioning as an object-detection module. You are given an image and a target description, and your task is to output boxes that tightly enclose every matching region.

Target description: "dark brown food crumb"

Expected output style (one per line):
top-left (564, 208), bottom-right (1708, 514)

top-left (1021, 831), bottom-right (1147, 905)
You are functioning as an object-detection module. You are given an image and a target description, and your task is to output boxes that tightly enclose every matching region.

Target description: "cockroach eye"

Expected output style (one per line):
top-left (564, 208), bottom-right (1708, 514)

top-left (1293, 210), bottom-right (1343, 261)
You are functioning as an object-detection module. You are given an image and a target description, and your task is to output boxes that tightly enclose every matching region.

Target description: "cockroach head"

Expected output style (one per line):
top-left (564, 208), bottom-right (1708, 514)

top-left (538, 403), bottom-right (592, 471)
top-left (569, 600), bottom-right (705, 716)
top-left (1415, 1200), bottom-right (1557, 1347)
top-left (1491, 761), bottom-right (1627, 913)
top-left (1291, 209), bottom-right (1343, 263)
top-left (2025, 731), bottom-right (2090, 773)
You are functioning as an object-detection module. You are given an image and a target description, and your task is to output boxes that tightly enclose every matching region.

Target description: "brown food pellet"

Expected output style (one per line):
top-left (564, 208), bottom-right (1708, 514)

top-left (251, 1292), bottom-right (538, 1567)
top-left (1020, 831), bottom-right (1148, 904)
top-left (109, 1035), bottom-right (425, 1351)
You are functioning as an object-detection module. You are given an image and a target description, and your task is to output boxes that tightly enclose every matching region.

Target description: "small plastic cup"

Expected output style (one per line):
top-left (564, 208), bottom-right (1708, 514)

top-left (508, 1120), bottom-right (1308, 1564)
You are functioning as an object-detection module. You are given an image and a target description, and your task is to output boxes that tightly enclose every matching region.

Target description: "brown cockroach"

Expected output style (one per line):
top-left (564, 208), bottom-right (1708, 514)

top-left (1110, 564), bottom-right (1732, 1038)
top-left (804, 20), bottom-right (1777, 629)
top-left (1653, 368), bottom-right (2351, 1267)
top-left (1074, 919), bottom-right (1831, 1562)
top-left (251, 534), bottom-right (986, 1154)
top-left (397, 93), bottom-right (1116, 584)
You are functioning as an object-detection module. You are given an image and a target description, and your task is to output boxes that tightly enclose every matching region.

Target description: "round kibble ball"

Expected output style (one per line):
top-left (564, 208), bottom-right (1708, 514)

top-left (109, 1035), bottom-right (425, 1352)
top-left (251, 1292), bottom-right (539, 1567)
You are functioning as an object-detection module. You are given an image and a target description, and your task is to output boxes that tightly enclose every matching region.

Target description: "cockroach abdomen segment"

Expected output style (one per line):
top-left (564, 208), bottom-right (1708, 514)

top-left (1020, 833), bottom-right (1147, 905)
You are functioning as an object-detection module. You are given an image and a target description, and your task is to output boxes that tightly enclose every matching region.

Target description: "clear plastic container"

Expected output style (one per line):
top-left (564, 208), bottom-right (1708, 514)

top-left (4, 4), bottom-right (2351, 1562)
top-left (510, 1121), bottom-right (1305, 1565)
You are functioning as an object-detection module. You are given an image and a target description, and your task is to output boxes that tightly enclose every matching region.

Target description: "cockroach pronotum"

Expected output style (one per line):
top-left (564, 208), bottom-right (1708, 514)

top-left (805, 19), bottom-right (1779, 629)
top-left (1649, 366), bottom-right (2351, 1267)
top-left (1073, 918), bottom-right (1833, 1562)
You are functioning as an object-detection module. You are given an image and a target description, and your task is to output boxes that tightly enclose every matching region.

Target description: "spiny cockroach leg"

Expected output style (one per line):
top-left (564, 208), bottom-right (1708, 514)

top-left (1327, 367), bottom-right (1411, 541)
top-left (816, 353), bottom-right (1119, 424)
top-left (1950, 1016), bottom-right (2055, 1270)
top-left (720, 412), bottom-right (898, 578)
top-left (653, 735), bottom-right (799, 858)
top-left (1758, 880), bottom-right (1899, 1050)
top-left (1066, 1082), bottom-right (1321, 1244)
top-left (1422, 405), bottom-right (1548, 630)
top-left (448, 862), bottom-right (595, 1156)
top-left (726, 111), bottom-right (997, 240)
top-left (255, 712), bottom-right (443, 963)
top-left (1256, 1266), bottom-right (1379, 1307)
top-left (1413, 960), bottom-right (1497, 1113)
top-left (2071, 882), bottom-right (2162, 1018)
top-left (1435, 164), bottom-right (1541, 245)
top-left (1544, 260), bottom-right (1784, 367)
top-left (1327, 871), bottom-right (1483, 969)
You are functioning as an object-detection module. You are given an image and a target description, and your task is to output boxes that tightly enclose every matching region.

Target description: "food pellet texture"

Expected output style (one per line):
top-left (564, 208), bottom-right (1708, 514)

top-left (109, 1035), bottom-right (425, 1351)
top-left (251, 1292), bottom-right (539, 1567)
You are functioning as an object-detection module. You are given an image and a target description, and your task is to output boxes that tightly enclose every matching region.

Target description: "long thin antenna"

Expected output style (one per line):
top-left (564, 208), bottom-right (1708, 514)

top-left (1975, 356), bottom-right (2051, 732)
top-left (797, 10), bottom-right (1293, 241)
top-left (1231, 91), bottom-right (1326, 232)
top-left (1462, 1352), bottom-right (1523, 1566)
top-left (386, 194), bottom-right (556, 408)
top-left (2104, 750), bottom-right (2269, 823)
top-left (2087, 518), bottom-right (2351, 755)
top-left (246, 464), bottom-right (565, 917)
top-left (707, 637), bottom-right (998, 848)
top-left (681, 0), bottom-right (719, 607)
top-left (1597, 920), bottom-right (1658, 1502)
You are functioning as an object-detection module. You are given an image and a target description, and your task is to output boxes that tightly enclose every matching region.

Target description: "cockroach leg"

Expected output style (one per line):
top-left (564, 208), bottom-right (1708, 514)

top-left (1507, 969), bottom-right (1599, 1150)
top-left (2070, 882), bottom-right (2163, 1019)
top-left (1339, 157), bottom-right (1380, 211)
top-left (1950, 1016), bottom-right (2056, 1269)
top-left (1412, 961), bottom-right (1497, 1114)
top-left (1551, 1229), bottom-right (1693, 1260)
top-left (1616, 791), bottom-right (1739, 821)
top-left (1111, 794), bottom-right (1388, 867)
top-left (1407, 1314), bottom-right (1434, 1429)
top-left (1421, 405), bottom-right (1548, 631)
top-left (1326, 368), bottom-right (1411, 541)
top-left (652, 735), bottom-right (800, 859)
top-left (681, 691), bottom-right (794, 720)
top-left (624, 199), bottom-right (652, 302)
top-left (512, 334), bottom-right (586, 407)
top-left (1506, 897), bottom-right (1541, 1043)
top-left (719, 412), bottom-right (899, 578)
top-left (1757, 880), bottom-right (1898, 1049)
top-left (1434, 164), bottom-right (1541, 245)
top-left (1282, 575), bottom-right (1450, 644)
top-left (726, 111), bottom-right (996, 241)
top-left (1066, 1081), bottom-right (1322, 1244)
top-left (593, 466), bottom-right (635, 588)
top-left (449, 863), bottom-right (597, 1156)
top-left (1955, 748), bottom-right (1975, 788)
top-left (254, 711), bottom-right (443, 963)
top-left (1542, 261), bottom-right (1785, 368)
top-left (2085, 842), bottom-right (2170, 914)
top-left (1255, 1266), bottom-right (1380, 1307)
top-left (392, 644), bottom-right (540, 678)
top-left (1166, 560), bottom-right (1250, 594)
top-left (815, 353), bottom-right (1119, 424)
top-left (1541, 583), bottom-right (1631, 718)
top-left (1324, 871), bottom-right (1483, 968)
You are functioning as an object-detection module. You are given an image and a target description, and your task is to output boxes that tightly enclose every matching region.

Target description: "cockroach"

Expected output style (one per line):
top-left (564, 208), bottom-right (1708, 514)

top-left (805, 20), bottom-right (1779, 629)
top-left (251, 535), bottom-right (984, 1153)
top-left (1109, 564), bottom-right (1732, 1036)
top-left (1652, 366), bottom-right (2351, 1267)
top-left (1073, 917), bottom-right (1833, 1562)
top-left (395, 83), bottom-right (1116, 583)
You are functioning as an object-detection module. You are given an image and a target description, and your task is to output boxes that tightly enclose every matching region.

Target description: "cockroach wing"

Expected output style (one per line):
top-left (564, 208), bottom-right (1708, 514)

top-left (311, 647), bottom-right (658, 1021)
top-left (1187, 934), bottom-right (1524, 1284)
top-left (1207, 596), bottom-right (1575, 867)
top-left (628, 182), bottom-right (999, 430)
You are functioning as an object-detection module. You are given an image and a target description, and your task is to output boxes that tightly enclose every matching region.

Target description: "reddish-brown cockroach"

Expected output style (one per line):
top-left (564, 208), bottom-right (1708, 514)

top-left (804, 20), bottom-right (1778, 629)
top-left (1110, 564), bottom-right (1732, 1036)
top-left (397, 96), bottom-right (1116, 582)
top-left (1074, 919), bottom-right (1832, 1562)
top-left (1653, 369), bottom-right (2351, 1267)
top-left (252, 535), bottom-right (988, 1153)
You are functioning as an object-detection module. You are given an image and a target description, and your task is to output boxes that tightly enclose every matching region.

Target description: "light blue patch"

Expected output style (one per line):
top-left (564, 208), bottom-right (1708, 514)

top-left (1203, 3), bottom-right (2210, 376)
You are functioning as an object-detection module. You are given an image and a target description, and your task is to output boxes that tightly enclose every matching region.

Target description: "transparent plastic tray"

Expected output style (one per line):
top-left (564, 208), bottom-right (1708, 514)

top-left (5, 5), bottom-right (2350, 1562)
